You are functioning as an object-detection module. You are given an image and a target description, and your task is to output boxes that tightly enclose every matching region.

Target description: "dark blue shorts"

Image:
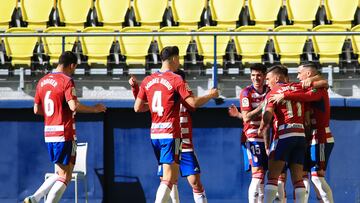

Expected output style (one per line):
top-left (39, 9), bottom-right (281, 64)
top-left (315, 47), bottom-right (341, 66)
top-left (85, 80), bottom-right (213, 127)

top-left (242, 143), bottom-right (251, 172)
top-left (246, 141), bottom-right (268, 170)
top-left (47, 141), bottom-right (76, 165)
top-left (270, 136), bottom-right (306, 165)
top-left (152, 138), bottom-right (181, 164)
top-left (311, 142), bottom-right (334, 172)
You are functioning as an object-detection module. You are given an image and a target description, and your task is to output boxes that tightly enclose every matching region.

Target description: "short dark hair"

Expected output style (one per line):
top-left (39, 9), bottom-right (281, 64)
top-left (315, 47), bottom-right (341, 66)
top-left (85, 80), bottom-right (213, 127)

top-left (160, 46), bottom-right (179, 61)
top-left (58, 51), bottom-right (77, 67)
top-left (267, 64), bottom-right (288, 77)
top-left (174, 69), bottom-right (186, 80)
top-left (250, 63), bottom-right (267, 74)
top-left (301, 62), bottom-right (319, 71)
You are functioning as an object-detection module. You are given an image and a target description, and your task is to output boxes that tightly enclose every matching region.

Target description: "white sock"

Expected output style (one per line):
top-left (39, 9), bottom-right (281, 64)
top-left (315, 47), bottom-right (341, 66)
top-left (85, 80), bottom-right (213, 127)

top-left (258, 183), bottom-right (264, 203)
top-left (311, 176), bottom-right (334, 203)
top-left (303, 177), bottom-right (310, 203)
top-left (277, 180), bottom-right (286, 203)
top-left (32, 174), bottom-right (58, 202)
top-left (193, 190), bottom-right (207, 203)
top-left (248, 178), bottom-right (261, 203)
top-left (169, 184), bottom-right (180, 203)
top-left (155, 182), bottom-right (172, 203)
top-left (264, 184), bottom-right (278, 203)
top-left (45, 180), bottom-right (67, 203)
top-left (294, 187), bottom-right (306, 203)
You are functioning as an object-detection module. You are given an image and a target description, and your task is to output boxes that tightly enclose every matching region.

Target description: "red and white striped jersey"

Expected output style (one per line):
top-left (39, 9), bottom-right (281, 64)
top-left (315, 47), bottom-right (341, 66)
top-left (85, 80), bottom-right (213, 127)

top-left (240, 85), bottom-right (268, 141)
top-left (266, 83), bottom-right (305, 140)
top-left (137, 71), bottom-right (192, 139)
top-left (34, 72), bottom-right (77, 143)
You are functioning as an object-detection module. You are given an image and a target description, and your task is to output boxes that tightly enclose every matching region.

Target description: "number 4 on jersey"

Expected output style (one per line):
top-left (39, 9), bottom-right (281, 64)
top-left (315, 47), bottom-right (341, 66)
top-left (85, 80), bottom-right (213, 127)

top-left (152, 91), bottom-right (164, 116)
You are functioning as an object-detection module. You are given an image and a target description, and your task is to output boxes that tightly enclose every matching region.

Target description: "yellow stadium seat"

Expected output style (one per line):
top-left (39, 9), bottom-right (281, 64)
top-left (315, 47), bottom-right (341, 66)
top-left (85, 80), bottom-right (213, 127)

top-left (133, 0), bottom-right (167, 30)
top-left (248, 0), bottom-right (282, 30)
top-left (4, 28), bottom-right (38, 66)
top-left (234, 26), bottom-right (268, 64)
top-left (325, 0), bottom-right (358, 29)
top-left (273, 26), bottom-right (308, 64)
top-left (351, 25), bottom-right (360, 63)
top-left (80, 27), bottom-right (115, 65)
top-left (286, 0), bottom-right (321, 30)
top-left (21, 0), bottom-right (55, 30)
top-left (196, 26), bottom-right (229, 65)
top-left (0, 0), bottom-right (17, 30)
top-left (57, 0), bottom-right (93, 30)
top-left (172, 0), bottom-right (206, 30)
top-left (119, 27), bottom-right (153, 65)
top-left (209, 0), bottom-right (244, 29)
top-left (312, 25), bottom-right (347, 64)
top-left (95, 0), bottom-right (130, 30)
top-left (158, 27), bottom-right (191, 65)
top-left (43, 27), bottom-right (77, 65)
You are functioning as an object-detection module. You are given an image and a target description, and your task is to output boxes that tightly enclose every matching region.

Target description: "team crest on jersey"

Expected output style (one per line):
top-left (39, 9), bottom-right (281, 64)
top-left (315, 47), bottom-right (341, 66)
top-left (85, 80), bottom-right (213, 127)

top-left (242, 98), bottom-right (250, 107)
top-left (71, 87), bottom-right (76, 96)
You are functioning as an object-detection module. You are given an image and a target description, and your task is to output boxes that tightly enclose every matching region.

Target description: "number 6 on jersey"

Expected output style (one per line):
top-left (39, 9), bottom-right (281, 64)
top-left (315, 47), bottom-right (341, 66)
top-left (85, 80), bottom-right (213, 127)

top-left (152, 91), bottom-right (164, 116)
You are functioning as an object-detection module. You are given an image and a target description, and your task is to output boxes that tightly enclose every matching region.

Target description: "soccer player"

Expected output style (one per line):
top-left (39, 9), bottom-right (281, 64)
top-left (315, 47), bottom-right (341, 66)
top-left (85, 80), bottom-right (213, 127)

top-left (133, 46), bottom-right (218, 203)
top-left (259, 65), bottom-right (307, 203)
top-left (24, 51), bottom-right (106, 203)
top-left (270, 63), bottom-right (334, 203)
top-left (228, 64), bottom-right (276, 203)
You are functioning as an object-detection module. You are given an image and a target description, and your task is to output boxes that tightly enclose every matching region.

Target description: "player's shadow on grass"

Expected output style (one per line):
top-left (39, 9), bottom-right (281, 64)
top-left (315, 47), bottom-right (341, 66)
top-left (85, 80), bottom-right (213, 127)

top-left (95, 168), bottom-right (146, 203)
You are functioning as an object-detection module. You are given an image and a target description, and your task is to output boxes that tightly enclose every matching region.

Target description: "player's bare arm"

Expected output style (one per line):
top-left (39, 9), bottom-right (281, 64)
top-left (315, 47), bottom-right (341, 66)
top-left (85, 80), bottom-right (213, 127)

top-left (134, 97), bottom-right (150, 112)
top-left (303, 74), bottom-right (329, 89)
top-left (258, 107), bottom-right (274, 151)
top-left (33, 103), bottom-right (44, 115)
top-left (228, 104), bottom-right (243, 119)
top-left (184, 88), bottom-right (219, 108)
top-left (242, 101), bottom-right (265, 123)
top-left (68, 100), bottom-right (107, 113)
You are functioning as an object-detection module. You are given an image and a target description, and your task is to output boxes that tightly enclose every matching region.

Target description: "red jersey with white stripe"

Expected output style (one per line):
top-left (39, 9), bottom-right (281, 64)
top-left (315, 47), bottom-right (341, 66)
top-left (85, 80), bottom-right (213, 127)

top-left (34, 72), bottom-right (77, 143)
top-left (137, 71), bottom-right (192, 139)
top-left (283, 87), bottom-right (333, 144)
top-left (266, 83), bottom-right (305, 140)
top-left (179, 87), bottom-right (195, 151)
top-left (240, 85), bottom-right (267, 141)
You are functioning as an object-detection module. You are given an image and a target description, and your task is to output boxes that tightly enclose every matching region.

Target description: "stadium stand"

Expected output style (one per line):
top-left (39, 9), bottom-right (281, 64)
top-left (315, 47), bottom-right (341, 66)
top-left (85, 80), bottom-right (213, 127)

top-left (312, 25), bottom-right (347, 64)
top-left (4, 28), bottom-right (38, 66)
top-left (209, 0), bottom-right (244, 29)
top-left (95, 0), bottom-right (130, 30)
top-left (0, 0), bottom-right (17, 31)
top-left (43, 27), bottom-right (77, 65)
top-left (80, 27), bottom-right (115, 66)
top-left (158, 27), bottom-right (191, 65)
top-left (196, 26), bottom-right (229, 66)
top-left (248, 0), bottom-right (283, 30)
top-left (286, 0), bottom-right (321, 30)
top-left (171, 0), bottom-right (206, 30)
top-left (324, 0), bottom-right (358, 29)
top-left (20, 0), bottom-right (55, 30)
top-left (133, 0), bottom-right (168, 30)
top-left (57, 0), bottom-right (93, 30)
top-left (273, 25), bottom-right (308, 64)
top-left (118, 27), bottom-right (153, 66)
top-left (351, 24), bottom-right (360, 63)
top-left (234, 26), bottom-right (269, 64)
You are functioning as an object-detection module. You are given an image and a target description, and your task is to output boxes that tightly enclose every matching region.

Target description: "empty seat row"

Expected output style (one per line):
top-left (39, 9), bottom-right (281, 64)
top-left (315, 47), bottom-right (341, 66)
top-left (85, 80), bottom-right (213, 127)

top-left (2, 24), bottom-right (360, 69)
top-left (0, 0), bottom-right (359, 32)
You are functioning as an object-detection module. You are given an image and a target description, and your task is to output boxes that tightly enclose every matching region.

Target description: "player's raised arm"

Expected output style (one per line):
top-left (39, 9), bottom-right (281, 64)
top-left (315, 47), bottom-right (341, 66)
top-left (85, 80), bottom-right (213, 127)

top-left (73, 101), bottom-right (107, 113)
top-left (184, 88), bottom-right (219, 108)
top-left (258, 106), bottom-right (274, 151)
top-left (228, 104), bottom-right (243, 119)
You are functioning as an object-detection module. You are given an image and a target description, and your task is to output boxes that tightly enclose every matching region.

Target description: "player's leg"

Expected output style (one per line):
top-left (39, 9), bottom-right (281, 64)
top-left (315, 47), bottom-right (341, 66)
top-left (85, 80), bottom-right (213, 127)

top-left (155, 138), bottom-right (181, 203)
top-left (288, 137), bottom-right (307, 203)
top-left (181, 151), bottom-right (207, 203)
top-left (264, 159), bottom-right (286, 203)
top-left (310, 143), bottom-right (334, 203)
top-left (158, 167), bottom-right (179, 203)
top-left (302, 145), bottom-right (312, 203)
top-left (275, 172), bottom-right (287, 203)
top-left (247, 141), bottom-right (267, 203)
top-left (46, 141), bottom-right (76, 203)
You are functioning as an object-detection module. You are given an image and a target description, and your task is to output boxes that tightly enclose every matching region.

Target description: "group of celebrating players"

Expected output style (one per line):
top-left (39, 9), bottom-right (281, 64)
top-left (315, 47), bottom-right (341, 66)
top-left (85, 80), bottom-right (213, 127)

top-left (24, 45), bottom-right (334, 203)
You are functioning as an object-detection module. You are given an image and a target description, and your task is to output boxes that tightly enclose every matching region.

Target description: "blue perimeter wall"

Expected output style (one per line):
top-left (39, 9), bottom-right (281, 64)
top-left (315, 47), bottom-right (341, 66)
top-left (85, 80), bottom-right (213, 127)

top-left (0, 98), bottom-right (360, 203)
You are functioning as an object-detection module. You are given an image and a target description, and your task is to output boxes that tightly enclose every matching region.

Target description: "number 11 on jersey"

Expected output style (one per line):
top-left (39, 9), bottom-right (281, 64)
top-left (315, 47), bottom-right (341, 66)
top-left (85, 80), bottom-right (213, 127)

top-left (152, 91), bottom-right (164, 116)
